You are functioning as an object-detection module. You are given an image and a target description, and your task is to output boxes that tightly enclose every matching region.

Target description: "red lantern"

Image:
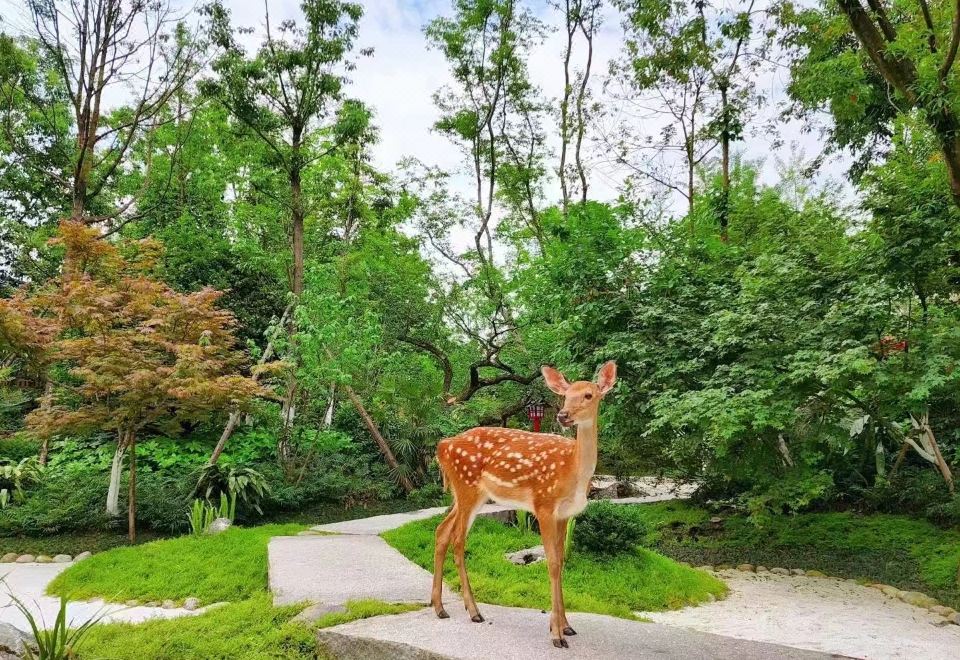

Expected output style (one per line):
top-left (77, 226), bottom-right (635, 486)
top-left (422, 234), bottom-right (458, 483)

top-left (526, 402), bottom-right (545, 432)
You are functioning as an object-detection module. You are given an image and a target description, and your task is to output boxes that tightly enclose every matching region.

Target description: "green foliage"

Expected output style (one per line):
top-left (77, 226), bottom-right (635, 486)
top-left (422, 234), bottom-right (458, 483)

top-left (195, 464), bottom-right (270, 515)
top-left (0, 456), bottom-right (42, 507)
top-left (635, 501), bottom-right (960, 609)
top-left (383, 515), bottom-right (725, 617)
top-left (48, 523), bottom-right (304, 604)
top-left (573, 501), bottom-right (647, 557)
top-left (189, 493), bottom-right (237, 535)
top-left (514, 509), bottom-right (533, 535)
top-left (6, 588), bottom-right (104, 660)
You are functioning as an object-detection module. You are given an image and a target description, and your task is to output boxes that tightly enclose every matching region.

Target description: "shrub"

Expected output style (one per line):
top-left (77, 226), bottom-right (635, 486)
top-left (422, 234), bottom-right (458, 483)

top-left (573, 501), bottom-right (647, 557)
top-left (136, 471), bottom-right (194, 534)
top-left (0, 468), bottom-right (108, 536)
top-left (0, 433), bottom-right (41, 462)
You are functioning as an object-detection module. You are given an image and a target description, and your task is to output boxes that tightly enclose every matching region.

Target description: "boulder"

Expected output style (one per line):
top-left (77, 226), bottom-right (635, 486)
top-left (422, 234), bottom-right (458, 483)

top-left (878, 585), bottom-right (902, 598)
top-left (0, 554), bottom-right (17, 563)
top-left (14, 555), bottom-right (34, 564)
top-left (143, 601), bottom-right (159, 608)
top-left (930, 605), bottom-right (956, 618)
top-left (755, 566), bottom-right (769, 573)
top-left (505, 545), bottom-right (545, 565)
top-left (0, 623), bottom-right (36, 658)
top-left (125, 600), bottom-right (140, 607)
top-left (898, 591), bottom-right (938, 609)
top-left (790, 569), bottom-right (806, 576)
top-left (183, 598), bottom-right (200, 611)
top-left (34, 555), bottom-right (52, 564)
top-left (736, 564), bottom-right (755, 573)
top-left (74, 551), bottom-right (92, 561)
top-left (205, 518), bottom-right (232, 535)
top-left (769, 567), bottom-right (790, 576)
top-left (161, 600), bottom-right (176, 609)
top-left (52, 554), bottom-right (72, 563)
top-left (805, 570), bottom-right (826, 578)
top-left (714, 563), bottom-right (733, 571)
top-left (949, 612), bottom-right (960, 626)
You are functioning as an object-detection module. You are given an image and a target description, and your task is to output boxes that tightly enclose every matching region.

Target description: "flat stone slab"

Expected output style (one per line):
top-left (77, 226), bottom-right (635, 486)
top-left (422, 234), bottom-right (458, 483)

top-left (311, 503), bottom-right (515, 536)
top-left (318, 603), bottom-right (832, 660)
top-left (269, 534), bottom-right (452, 606)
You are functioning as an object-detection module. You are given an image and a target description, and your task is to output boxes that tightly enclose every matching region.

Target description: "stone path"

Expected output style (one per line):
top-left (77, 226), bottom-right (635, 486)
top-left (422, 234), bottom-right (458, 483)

top-left (318, 602), bottom-right (829, 660)
top-left (0, 563), bottom-right (209, 630)
top-left (638, 568), bottom-right (960, 660)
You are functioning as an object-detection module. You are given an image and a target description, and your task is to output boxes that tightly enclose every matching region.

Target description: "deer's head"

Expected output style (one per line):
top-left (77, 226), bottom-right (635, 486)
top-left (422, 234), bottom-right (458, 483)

top-left (541, 361), bottom-right (617, 428)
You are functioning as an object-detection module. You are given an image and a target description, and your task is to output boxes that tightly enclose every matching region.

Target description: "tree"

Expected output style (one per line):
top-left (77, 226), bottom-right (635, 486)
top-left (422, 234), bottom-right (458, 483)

top-left (15, 0), bottom-right (202, 226)
top-left (204, 0), bottom-right (364, 458)
top-left (610, 0), bottom-right (769, 226)
top-left (11, 222), bottom-right (265, 541)
top-left (783, 0), bottom-right (960, 208)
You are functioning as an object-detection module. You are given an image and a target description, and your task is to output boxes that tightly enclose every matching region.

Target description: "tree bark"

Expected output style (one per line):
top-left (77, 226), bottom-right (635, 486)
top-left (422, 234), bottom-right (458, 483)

top-left (208, 303), bottom-right (292, 464)
top-left (343, 384), bottom-right (415, 494)
top-left (127, 431), bottom-right (137, 543)
top-left (106, 438), bottom-right (127, 516)
top-left (719, 84), bottom-right (731, 242)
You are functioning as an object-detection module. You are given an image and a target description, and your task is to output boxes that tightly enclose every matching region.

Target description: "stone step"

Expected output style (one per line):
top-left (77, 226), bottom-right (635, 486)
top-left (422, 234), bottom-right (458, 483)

top-left (268, 534), bottom-right (455, 607)
top-left (310, 503), bottom-right (515, 536)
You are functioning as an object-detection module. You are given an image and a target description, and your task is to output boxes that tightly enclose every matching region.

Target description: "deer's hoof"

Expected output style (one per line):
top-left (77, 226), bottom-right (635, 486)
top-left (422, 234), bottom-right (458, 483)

top-left (563, 626), bottom-right (577, 636)
top-left (552, 638), bottom-right (569, 649)
top-left (471, 614), bottom-right (485, 623)
top-left (436, 608), bottom-right (449, 619)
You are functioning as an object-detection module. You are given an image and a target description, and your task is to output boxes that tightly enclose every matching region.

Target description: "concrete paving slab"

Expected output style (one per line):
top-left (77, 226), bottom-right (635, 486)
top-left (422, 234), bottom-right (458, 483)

top-left (317, 603), bottom-right (835, 660)
top-left (311, 503), bottom-right (515, 535)
top-left (269, 534), bottom-right (453, 606)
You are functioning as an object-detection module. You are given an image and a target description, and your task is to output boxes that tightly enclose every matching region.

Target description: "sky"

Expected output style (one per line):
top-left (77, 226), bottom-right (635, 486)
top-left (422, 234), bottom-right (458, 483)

top-left (0, 0), bottom-right (853, 222)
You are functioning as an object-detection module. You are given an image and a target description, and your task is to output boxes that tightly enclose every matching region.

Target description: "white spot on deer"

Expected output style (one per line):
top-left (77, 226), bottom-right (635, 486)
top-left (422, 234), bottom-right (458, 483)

top-left (483, 442), bottom-right (493, 449)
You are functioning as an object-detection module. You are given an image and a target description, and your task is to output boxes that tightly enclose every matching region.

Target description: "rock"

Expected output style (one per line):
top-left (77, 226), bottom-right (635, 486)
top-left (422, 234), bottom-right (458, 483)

top-left (615, 480), bottom-right (641, 497)
top-left (715, 563), bottom-right (733, 571)
top-left (588, 483), bottom-right (618, 500)
top-left (183, 598), bottom-right (200, 611)
top-left (695, 565), bottom-right (714, 572)
top-left (932, 619), bottom-right (952, 627)
top-left (125, 600), bottom-right (140, 607)
top-left (709, 517), bottom-right (723, 525)
top-left (898, 591), bottom-right (938, 609)
top-left (0, 554), bottom-right (16, 563)
top-left (755, 566), bottom-right (768, 573)
top-left (144, 601), bottom-right (160, 608)
top-left (878, 585), bottom-right (902, 598)
top-left (930, 605), bottom-right (956, 618)
top-left (949, 612), bottom-right (960, 625)
top-left (34, 555), bottom-right (52, 564)
top-left (293, 602), bottom-right (347, 623)
top-left (205, 518), bottom-right (232, 535)
top-left (770, 567), bottom-right (790, 576)
top-left (74, 551), bottom-right (92, 561)
top-left (161, 600), bottom-right (176, 609)
top-left (52, 554), bottom-right (71, 563)
top-left (0, 623), bottom-right (36, 658)
top-left (805, 570), bottom-right (826, 578)
top-left (790, 568), bottom-right (805, 576)
top-left (705, 593), bottom-right (716, 603)
top-left (736, 564), bottom-right (755, 573)
top-left (505, 545), bottom-right (545, 565)
top-left (14, 555), bottom-right (34, 564)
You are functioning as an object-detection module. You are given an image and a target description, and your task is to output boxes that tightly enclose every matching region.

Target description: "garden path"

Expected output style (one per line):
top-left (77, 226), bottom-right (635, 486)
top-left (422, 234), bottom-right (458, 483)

top-left (0, 563), bottom-right (210, 630)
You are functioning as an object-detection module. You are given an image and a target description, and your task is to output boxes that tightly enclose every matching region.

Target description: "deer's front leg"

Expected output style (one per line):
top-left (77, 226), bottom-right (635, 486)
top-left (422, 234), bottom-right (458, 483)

top-left (554, 517), bottom-right (574, 636)
top-left (538, 508), bottom-right (568, 648)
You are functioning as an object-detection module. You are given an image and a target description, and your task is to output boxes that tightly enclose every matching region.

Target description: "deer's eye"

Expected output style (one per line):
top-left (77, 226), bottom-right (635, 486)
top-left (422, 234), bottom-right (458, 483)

top-left (584, 393), bottom-right (593, 400)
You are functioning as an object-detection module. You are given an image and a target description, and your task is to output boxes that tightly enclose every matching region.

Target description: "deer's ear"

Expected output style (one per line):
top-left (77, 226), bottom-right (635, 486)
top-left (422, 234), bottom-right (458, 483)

top-left (541, 365), bottom-right (571, 395)
top-left (595, 360), bottom-right (617, 396)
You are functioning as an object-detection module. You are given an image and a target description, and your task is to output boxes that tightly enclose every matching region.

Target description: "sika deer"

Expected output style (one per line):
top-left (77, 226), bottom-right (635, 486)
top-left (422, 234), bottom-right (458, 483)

top-left (431, 361), bottom-right (617, 649)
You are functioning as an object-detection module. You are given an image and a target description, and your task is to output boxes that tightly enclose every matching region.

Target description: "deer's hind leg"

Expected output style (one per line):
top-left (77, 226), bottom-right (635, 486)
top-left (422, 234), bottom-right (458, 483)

top-left (431, 502), bottom-right (458, 618)
top-left (450, 486), bottom-right (486, 622)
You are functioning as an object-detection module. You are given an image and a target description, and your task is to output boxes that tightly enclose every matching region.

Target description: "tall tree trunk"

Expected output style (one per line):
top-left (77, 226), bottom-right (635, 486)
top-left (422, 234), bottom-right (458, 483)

top-left (127, 431), bottom-right (137, 543)
top-left (38, 380), bottom-right (53, 466)
top-left (209, 303), bottom-right (292, 464)
top-left (343, 384), bottom-right (415, 494)
top-left (106, 436), bottom-right (127, 516)
top-left (719, 85), bottom-right (731, 242)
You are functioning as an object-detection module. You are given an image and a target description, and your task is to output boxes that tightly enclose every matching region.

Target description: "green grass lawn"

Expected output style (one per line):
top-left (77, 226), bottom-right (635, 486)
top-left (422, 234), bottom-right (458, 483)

top-left (382, 515), bottom-right (726, 619)
top-left (632, 501), bottom-right (960, 609)
top-left (76, 596), bottom-right (419, 660)
top-left (48, 523), bottom-right (304, 604)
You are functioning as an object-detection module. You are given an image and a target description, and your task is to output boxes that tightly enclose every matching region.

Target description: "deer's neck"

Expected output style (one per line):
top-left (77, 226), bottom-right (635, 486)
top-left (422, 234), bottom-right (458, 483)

top-left (574, 418), bottom-right (599, 485)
